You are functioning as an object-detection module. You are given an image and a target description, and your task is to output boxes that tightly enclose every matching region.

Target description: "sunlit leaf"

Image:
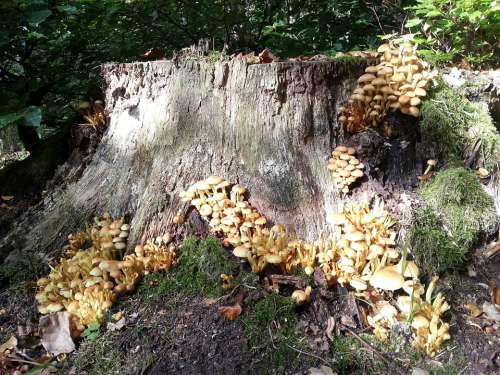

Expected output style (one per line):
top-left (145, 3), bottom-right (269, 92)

top-left (26, 9), bottom-right (52, 26)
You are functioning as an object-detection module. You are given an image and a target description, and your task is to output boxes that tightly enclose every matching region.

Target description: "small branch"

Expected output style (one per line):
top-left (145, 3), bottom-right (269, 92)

top-left (341, 324), bottom-right (404, 373)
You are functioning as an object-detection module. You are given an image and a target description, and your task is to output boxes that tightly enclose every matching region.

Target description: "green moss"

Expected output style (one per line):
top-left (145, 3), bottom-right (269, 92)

top-left (0, 254), bottom-right (47, 288)
top-left (241, 293), bottom-right (304, 372)
top-left (138, 236), bottom-right (240, 300)
top-left (408, 167), bottom-right (497, 274)
top-left (420, 85), bottom-right (500, 171)
top-left (72, 333), bottom-right (122, 375)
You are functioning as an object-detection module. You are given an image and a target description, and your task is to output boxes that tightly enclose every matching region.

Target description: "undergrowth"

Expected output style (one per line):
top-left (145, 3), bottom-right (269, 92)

top-left (138, 236), bottom-right (241, 300)
top-left (241, 293), bottom-right (303, 373)
top-left (408, 167), bottom-right (497, 274)
top-left (420, 84), bottom-right (500, 171)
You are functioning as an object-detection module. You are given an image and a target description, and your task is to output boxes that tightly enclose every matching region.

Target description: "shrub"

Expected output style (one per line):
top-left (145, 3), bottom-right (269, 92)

top-left (408, 167), bottom-right (498, 274)
top-left (405, 0), bottom-right (499, 67)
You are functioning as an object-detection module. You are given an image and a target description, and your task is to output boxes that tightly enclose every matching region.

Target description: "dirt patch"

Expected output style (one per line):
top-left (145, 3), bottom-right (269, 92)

top-left (147, 297), bottom-right (249, 375)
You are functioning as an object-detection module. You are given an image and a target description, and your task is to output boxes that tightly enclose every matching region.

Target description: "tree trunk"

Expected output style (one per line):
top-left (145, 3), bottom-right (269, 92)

top-left (2, 58), bottom-right (374, 258)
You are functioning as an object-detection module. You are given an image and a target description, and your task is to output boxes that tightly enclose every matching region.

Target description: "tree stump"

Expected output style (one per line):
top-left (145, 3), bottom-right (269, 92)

top-left (4, 57), bottom-right (411, 259)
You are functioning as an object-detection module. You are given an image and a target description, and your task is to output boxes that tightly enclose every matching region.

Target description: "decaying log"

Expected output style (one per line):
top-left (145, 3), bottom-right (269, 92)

top-left (0, 56), bottom-right (427, 260)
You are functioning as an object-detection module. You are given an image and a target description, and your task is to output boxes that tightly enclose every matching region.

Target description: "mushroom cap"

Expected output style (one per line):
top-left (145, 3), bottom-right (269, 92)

top-left (358, 73), bottom-right (376, 83)
top-left (414, 87), bottom-right (427, 97)
top-left (229, 246), bottom-right (250, 261)
top-left (231, 184), bottom-right (246, 194)
top-left (199, 204), bottom-right (213, 217)
top-left (377, 43), bottom-right (391, 53)
top-left (363, 84), bottom-right (375, 92)
top-left (371, 77), bottom-right (386, 86)
top-left (351, 169), bottom-right (364, 178)
top-left (398, 95), bottom-right (411, 104)
top-left (346, 147), bottom-right (356, 155)
top-left (114, 242), bottom-right (126, 250)
top-left (350, 277), bottom-right (368, 290)
top-left (206, 175), bottom-right (224, 185)
top-left (265, 254), bottom-right (283, 264)
top-left (410, 97), bottom-right (421, 106)
top-left (427, 159), bottom-right (437, 166)
top-left (345, 231), bottom-right (365, 242)
top-left (369, 267), bottom-right (405, 291)
top-left (408, 106), bottom-right (420, 117)
top-left (90, 267), bottom-right (103, 277)
top-left (365, 66), bottom-right (379, 73)
top-left (99, 260), bottom-right (121, 272)
top-left (120, 224), bottom-right (130, 231)
top-left (396, 260), bottom-right (420, 278)
top-left (336, 160), bottom-right (349, 168)
top-left (335, 145), bottom-right (348, 153)
top-left (411, 315), bottom-right (429, 329)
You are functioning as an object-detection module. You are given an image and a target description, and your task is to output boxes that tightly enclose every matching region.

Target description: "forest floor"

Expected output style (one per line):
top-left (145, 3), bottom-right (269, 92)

top-left (0, 205), bottom-right (499, 374)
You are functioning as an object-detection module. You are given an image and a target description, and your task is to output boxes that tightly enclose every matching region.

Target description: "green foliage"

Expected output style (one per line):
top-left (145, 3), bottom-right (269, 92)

top-left (408, 167), bottom-right (497, 274)
top-left (405, 0), bottom-right (499, 67)
top-left (138, 236), bottom-right (239, 300)
top-left (0, 0), bottom-right (410, 150)
top-left (420, 84), bottom-right (500, 171)
top-left (82, 322), bottom-right (101, 342)
top-left (241, 293), bottom-right (301, 371)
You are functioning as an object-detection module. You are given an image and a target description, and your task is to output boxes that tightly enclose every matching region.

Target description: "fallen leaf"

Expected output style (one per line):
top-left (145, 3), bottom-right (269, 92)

top-left (309, 365), bottom-right (337, 375)
top-left (465, 303), bottom-right (483, 317)
top-left (0, 335), bottom-right (17, 353)
top-left (39, 312), bottom-right (75, 356)
top-left (107, 317), bottom-right (126, 332)
top-left (325, 316), bottom-right (336, 341)
top-left (218, 302), bottom-right (242, 321)
top-left (482, 302), bottom-right (500, 322)
top-left (1, 195), bottom-right (14, 201)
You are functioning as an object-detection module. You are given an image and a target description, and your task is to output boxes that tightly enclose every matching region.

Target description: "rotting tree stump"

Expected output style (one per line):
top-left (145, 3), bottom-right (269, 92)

top-left (1, 57), bottom-right (429, 260)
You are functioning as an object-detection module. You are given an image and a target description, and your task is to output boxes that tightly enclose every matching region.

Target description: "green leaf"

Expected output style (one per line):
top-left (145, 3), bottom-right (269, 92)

top-left (23, 106), bottom-right (42, 127)
top-left (405, 18), bottom-right (422, 28)
top-left (0, 112), bottom-right (24, 131)
top-left (57, 5), bottom-right (78, 14)
top-left (26, 9), bottom-right (52, 26)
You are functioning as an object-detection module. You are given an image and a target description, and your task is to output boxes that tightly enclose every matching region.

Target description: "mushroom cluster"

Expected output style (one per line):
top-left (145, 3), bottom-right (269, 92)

top-left (179, 177), bottom-right (316, 274)
top-left (327, 145), bottom-right (365, 193)
top-left (335, 51), bottom-right (378, 60)
top-left (36, 215), bottom-right (177, 332)
top-left (181, 179), bottom-right (450, 356)
top-left (134, 235), bottom-right (177, 274)
top-left (363, 276), bottom-right (450, 356)
top-left (318, 195), bottom-right (399, 289)
top-left (339, 41), bottom-right (434, 133)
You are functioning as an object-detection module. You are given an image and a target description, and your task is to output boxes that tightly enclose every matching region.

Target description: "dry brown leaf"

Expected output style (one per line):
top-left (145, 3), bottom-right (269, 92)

top-left (39, 312), bottom-right (75, 356)
top-left (204, 298), bottom-right (217, 306)
top-left (465, 303), bottom-right (483, 317)
top-left (0, 335), bottom-right (17, 353)
top-left (107, 317), bottom-right (126, 332)
top-left (308, 365), bottom-right (337, 375)
top-left (218, 302), bottom-right (242, 321)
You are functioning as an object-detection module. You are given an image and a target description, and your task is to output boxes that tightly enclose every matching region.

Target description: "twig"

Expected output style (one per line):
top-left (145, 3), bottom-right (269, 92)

top-left (341, 324), bottom-right (406, 374)
top-left (285, 344), bottom-right (331, 366)
top-left (6, 355), bottom-right (44, 366)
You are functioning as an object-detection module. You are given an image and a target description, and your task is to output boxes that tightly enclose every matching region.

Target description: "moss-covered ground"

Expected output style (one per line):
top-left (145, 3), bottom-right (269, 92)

top-left (420, 84), bottom-right (500, 171)
top-left (407, 167), bottom-right (497, 274)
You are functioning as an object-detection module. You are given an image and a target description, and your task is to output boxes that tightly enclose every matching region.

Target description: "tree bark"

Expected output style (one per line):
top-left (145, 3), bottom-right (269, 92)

top-left (2, 57), bottom-right (372, 258)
